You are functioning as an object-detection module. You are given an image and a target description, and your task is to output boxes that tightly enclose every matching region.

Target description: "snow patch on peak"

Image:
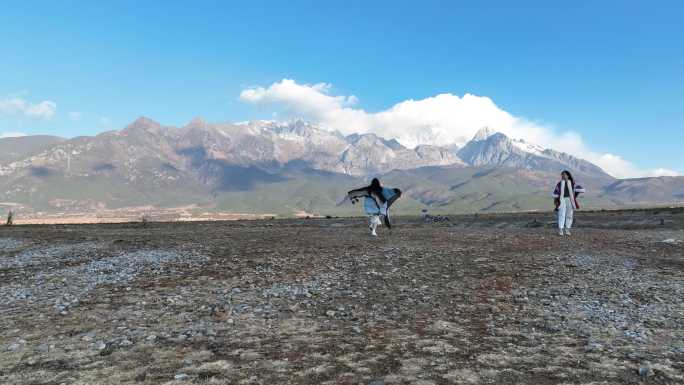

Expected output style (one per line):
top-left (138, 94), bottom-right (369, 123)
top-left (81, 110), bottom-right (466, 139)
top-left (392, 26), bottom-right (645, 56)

top-left (472, 127), bottom-right (496, 141)
top-left (511, 138), bottom-right (548, 157)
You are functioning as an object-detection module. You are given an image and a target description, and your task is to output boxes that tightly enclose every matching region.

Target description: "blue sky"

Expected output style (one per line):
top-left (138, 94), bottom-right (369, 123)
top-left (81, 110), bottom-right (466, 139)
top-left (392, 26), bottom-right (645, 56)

top-left (1, 0), bottom-right (682, 176)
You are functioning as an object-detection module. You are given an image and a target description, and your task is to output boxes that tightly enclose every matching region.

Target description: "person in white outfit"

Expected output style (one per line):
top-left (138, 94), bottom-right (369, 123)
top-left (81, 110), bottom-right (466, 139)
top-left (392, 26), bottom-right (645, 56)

top-left (552, 170), bottom-right (586, 236)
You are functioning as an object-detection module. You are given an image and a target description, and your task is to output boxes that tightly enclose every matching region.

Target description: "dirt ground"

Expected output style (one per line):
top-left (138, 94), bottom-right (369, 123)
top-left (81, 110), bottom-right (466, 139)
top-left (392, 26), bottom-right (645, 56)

top-left (1, 208), bottom-right (683, 385)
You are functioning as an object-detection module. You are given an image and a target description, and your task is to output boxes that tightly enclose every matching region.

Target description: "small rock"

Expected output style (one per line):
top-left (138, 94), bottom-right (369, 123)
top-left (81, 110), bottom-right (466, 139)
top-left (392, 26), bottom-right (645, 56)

top-left (175, 373), bottom-right (189, 381)
top-left (7, 343), bottom-right (22, 352)
top-left (325, 310), bottom-right (336, 317)
top-left (638, 366), bottom-right (652, 377)
top-left (585, 342), bottom-right (604, 352)
top-left (119, 339), bottom-right (133, 346)
top-left (146, 335), bottom-right (157, 342)
top-left (352, 326), bottom-right (362, 334)
top-left (99, 343), bottom-right (115, 356)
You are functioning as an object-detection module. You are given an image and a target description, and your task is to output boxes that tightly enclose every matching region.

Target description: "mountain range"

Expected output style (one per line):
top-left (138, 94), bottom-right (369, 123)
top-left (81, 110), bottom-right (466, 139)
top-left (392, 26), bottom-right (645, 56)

top-left (1, 117), bottom-right (682, 217)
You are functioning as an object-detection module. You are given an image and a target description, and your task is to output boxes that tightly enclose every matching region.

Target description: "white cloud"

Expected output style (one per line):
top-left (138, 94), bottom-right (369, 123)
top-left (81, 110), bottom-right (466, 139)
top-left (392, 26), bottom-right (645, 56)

top-left (240, 79), bottom-right (679, 178)
top-left (68, 111), bottom-right (82, 121)
top-left (0, 132), bottom-right (27, 138)
top-left (0, 97), bottom-right (57, 119)
top-left (240, 79), bottom-right (545, 148)
top-left (647, 168), bottom-right (679, 177)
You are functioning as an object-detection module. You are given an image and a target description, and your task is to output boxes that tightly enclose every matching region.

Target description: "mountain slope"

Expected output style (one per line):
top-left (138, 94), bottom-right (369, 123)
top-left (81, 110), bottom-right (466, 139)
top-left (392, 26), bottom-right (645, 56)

top-left (601, 177), bottom-right (684, 204)
top-left (0, 135), bottom-right (66, 163)
top-left (1, 118), bottom-right (681, 217)
top-left (457, 128), bottom-right (610, 178)
top-left (380, 166), bottom-right (618, 214)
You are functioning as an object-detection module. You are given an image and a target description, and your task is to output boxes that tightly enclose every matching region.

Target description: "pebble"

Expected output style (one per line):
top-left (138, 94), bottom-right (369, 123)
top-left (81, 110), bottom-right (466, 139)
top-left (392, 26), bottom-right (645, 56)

top-left (660, 238), bottom-right (680, 244)
top-left (585, 342), bottom-right (603, 352)
top-left (174, 373), bottom-right (189, 381)
top-left (1, 246), bottom-right (209, 309)
top-left (7, 343), bottom-right (22, 352)
top-left (638, 366), bottom-right (652, 377)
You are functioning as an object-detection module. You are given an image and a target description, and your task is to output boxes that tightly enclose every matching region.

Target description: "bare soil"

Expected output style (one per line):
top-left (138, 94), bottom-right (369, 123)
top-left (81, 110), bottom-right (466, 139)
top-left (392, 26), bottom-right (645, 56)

top-left (1, 208), bottom-right (683, 384)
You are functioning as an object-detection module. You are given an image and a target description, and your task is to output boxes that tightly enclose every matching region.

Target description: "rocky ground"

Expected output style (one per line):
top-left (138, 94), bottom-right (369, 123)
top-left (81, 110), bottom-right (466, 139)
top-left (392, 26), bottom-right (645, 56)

top-left (1, 208), bottom-right (683, 384)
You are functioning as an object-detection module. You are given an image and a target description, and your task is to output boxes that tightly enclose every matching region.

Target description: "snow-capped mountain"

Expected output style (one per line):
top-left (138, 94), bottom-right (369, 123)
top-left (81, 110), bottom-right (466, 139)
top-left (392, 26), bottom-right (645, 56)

top-left (7, 117), bottom-right (680, 215)
top-left (0, 118), bottom-right (463, 207)
top-left (457, 127), bottom-right (610, 178)
top-left (0, 118), bottom-right (612, 195)
top-left (174, 118), bottom-right (461, 176)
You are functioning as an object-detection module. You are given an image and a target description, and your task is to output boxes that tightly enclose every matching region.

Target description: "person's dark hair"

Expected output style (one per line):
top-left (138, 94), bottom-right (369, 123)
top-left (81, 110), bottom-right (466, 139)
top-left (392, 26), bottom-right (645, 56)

top-left (561, 170), bottom-right (575, 185)
top-left (369, 178), bottom-right (386, 202)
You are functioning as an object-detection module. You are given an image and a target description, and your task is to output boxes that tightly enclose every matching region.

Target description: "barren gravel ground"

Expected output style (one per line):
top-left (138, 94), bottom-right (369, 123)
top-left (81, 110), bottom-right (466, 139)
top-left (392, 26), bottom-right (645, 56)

top-left (1, 209), bottom-right (683, 385)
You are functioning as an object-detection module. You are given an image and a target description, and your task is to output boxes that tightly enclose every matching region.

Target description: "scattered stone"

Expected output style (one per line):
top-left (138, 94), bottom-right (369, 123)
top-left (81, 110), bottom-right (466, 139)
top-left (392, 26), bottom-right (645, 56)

top-left (99, 343), bottom-right (115, 356)
top-left (7, 343), bottom-right (22, 352)
top-left (585, 342), bottom-right (603, 353)
top-left (2, 215), bottom-right (683, 383)
top-left (638, 366), bottom-right (652, 377)
top-left (0, 238), bottom-right (25, 250)
top-left (1, 246), bottom-right (209, 309)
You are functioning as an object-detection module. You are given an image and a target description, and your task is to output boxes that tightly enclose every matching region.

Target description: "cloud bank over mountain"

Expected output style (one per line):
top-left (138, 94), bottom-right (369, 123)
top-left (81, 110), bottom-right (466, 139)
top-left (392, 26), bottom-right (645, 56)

top-left (0, 132), bottom-right (27, 139)
top-left (240, 79), bottom-right (678, 178)
top-left (0, 97), bottom-right (57, 119)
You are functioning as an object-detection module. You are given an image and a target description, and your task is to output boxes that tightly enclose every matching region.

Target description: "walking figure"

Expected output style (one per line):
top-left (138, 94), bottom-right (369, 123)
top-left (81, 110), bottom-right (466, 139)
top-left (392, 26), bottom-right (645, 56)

top-left (553, 171), bottom-right (585, 236)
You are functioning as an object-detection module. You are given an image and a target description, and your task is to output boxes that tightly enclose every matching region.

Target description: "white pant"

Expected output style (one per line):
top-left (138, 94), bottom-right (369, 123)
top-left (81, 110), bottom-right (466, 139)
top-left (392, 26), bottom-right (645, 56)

top-left (369, 215), bottom-right (384, 235)
top-left (558, 197), bottom-right (574, 229)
